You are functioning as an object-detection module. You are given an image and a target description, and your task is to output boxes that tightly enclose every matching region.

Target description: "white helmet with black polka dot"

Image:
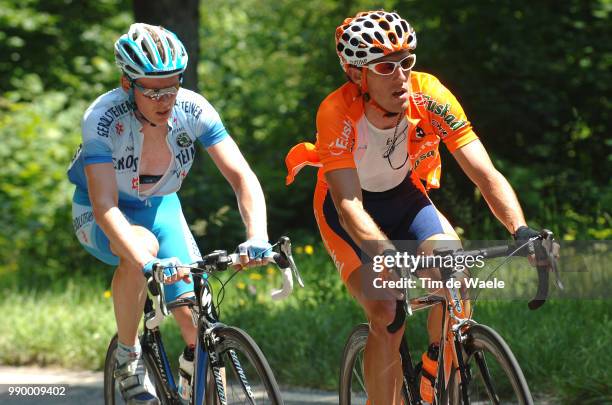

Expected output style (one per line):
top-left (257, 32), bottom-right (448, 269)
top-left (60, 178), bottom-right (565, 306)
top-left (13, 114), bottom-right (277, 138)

top-left (335, 10), bottom-right (416, 71)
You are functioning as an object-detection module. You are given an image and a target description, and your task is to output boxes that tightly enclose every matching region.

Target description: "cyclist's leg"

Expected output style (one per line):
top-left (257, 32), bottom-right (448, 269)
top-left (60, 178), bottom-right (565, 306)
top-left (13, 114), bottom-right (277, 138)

top-left (314, 183), bottom-right (404, 405)
top-left (72, 198), bottom-right (160, 403)
top-left (110, 226), bottom-right (160, 346)
top-left (408, 204), bottom-right (462, 344)
top-left (345, 265), bottom-right (406, 405)
top-left (72, 196), bottom-right (159, 346)
top-left (151, 193), bottom-right (201, 346)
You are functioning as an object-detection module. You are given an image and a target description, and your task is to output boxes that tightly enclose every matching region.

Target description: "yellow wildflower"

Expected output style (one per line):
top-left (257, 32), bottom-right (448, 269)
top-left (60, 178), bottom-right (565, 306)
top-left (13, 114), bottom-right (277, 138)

top-left (103, 290), bottom-right (112, 299)
top-left (304, 245), bottom-right (314, 255)
top-left (249, 273), bottom-right (263, 281)
top-left (236, 281), bottom-right (246, 290)
top-left (266, 266), bottom-right (275, 276)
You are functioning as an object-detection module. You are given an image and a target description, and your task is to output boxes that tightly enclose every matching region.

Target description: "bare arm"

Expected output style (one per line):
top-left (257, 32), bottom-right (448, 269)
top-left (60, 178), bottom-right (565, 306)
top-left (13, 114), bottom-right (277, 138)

top-left (207, 137), bottom-right (268, 240)
top-left (85, 163), bottom-right (155, 269)
top-left (452, 140), bottom-right (527, 234)
top-left (324, 168), bottom-right (396, 257)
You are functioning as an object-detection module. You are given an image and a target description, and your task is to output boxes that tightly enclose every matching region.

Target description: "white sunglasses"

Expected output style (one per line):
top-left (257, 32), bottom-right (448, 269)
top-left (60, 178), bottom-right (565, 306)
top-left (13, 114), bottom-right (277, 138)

top-left (367, 54), bottom-right (416, 76)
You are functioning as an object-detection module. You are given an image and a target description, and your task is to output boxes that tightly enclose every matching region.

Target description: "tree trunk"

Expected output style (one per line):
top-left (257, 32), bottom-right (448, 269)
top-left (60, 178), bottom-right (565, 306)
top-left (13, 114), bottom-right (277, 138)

top-left (133, 0), bottom-right (199, 91)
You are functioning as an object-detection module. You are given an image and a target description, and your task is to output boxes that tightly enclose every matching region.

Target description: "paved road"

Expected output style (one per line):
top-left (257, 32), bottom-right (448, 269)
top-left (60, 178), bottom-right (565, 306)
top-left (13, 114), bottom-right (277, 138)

top-left (0, 366), bottom-right (337, 404)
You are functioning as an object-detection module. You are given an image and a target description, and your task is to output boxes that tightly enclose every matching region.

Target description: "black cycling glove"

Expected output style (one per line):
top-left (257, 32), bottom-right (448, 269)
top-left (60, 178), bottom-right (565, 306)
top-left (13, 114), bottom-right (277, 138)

top-left (513, 226), bottom-right (540, 255)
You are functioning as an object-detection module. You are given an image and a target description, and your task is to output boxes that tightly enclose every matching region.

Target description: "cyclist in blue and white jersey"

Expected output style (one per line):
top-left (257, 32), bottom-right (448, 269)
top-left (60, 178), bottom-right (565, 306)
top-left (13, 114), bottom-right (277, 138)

top-left (67, 23), bottom-right (271, 404)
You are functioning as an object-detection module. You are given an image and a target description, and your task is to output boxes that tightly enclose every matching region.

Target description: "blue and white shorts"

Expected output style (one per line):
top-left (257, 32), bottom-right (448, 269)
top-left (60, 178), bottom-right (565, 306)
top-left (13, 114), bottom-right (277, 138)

top-left (72, 190), bottom-right (201, 302)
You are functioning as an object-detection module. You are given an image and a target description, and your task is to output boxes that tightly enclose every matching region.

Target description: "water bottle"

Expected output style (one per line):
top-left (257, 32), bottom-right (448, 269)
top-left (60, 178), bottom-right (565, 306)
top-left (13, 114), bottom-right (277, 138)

top-left (178, 345), bottom-right (195, 404)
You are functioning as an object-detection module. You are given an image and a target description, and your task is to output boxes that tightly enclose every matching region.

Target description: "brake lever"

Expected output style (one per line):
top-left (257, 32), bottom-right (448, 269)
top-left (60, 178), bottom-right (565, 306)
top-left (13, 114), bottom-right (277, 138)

top-left (400, 266), bottom-right (413, 316)
top-left (278, 236), bottom-right (305, 288)
top-left (541, 230), bottom-right (563, 290)
top-left (152, 264), bottom-right (170, 317)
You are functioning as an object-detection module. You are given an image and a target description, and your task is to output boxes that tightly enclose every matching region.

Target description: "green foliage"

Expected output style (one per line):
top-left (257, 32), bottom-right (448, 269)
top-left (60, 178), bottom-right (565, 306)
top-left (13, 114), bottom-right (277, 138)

top-left (1, 254), bottom-right (610, 402)
top-left (0, 1), bottom-right (609, 401)
top-left (0, 91), bottom-right (103, 281)
top-left (0, 0), bottom-right (131, 100)
top-left (0, 0), bottom-right (609, 282)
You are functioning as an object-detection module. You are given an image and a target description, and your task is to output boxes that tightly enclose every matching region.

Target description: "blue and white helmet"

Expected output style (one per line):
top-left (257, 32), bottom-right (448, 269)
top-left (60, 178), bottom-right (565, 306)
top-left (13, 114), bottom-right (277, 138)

top-left (114, 23), bottom-right (188, 79)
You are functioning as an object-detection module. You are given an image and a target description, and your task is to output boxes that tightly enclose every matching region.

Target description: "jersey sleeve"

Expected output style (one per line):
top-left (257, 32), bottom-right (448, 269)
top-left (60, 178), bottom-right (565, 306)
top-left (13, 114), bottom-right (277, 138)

top-left (315, 98), bottom-right (356, 174)
top-left (187, 93), bottom-right (229, 148)
top-left (81, 107), bottom-right (113, 166)
top-left (425, 76), bottom-right (478, 153)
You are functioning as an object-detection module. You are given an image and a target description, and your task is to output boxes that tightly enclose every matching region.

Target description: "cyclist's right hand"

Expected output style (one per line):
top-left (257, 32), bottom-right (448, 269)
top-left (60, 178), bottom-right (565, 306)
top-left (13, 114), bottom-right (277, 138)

top-left (143, 257), bottom-right (191, 284)
top-left (366, 249), bottom-right (405, 301)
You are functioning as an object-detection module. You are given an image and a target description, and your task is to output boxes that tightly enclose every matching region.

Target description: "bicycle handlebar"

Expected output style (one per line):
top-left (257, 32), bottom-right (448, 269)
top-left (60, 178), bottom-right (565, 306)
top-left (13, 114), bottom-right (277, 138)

top-left (144, 236), bottom-right (304, 329)
top-left (387, 229), bottom-right (561, 333)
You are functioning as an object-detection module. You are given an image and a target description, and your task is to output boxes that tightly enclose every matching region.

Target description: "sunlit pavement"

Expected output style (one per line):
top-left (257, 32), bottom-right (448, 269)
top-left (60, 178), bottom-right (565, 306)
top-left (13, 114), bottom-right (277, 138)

top-left (0, 366), bottom-right (337, 404)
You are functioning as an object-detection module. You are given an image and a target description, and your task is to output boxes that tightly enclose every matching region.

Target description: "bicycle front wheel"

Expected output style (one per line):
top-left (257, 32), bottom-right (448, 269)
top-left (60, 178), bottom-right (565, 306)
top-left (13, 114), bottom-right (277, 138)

top-left (339, 324), bottom-right (412, 405)
top-left (447, 324), bottom-right (533, 405)
top-left (205, 326), bottom-right (283, 405)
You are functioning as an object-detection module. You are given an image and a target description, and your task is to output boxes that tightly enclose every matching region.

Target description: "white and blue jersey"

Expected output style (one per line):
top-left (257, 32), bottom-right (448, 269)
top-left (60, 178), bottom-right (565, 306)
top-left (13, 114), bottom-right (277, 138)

top-left (68, 87), bottom-right (228, 206)
top-left (68, 87), bottom-right (228, 302)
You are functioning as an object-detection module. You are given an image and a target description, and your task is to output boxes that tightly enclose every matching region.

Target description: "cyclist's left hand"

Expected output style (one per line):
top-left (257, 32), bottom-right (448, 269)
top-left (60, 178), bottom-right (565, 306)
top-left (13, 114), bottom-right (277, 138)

top-left (237, 237), bottom-right (273, 268)
top-left (514, 226), bottom-right (540, 266)
top-left (143, 257), bottom-right (191, 284)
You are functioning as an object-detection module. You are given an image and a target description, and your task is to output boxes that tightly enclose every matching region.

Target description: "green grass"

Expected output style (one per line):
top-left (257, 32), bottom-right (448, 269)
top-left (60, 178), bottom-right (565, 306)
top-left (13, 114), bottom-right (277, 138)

top-left (0, 251), bottom-right (609, 404)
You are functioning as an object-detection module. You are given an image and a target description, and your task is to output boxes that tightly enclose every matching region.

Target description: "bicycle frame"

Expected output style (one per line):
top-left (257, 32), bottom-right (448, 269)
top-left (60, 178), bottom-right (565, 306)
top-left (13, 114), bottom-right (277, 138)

top-left (138, 272), bottom-right (220, 404)
top-left (397, 276), bottom-right (475, 405)
top-left (140, 297), bottom-right (182, 403)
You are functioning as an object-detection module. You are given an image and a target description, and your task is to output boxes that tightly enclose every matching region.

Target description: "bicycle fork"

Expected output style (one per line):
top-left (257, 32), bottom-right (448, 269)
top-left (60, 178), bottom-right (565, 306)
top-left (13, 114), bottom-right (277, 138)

top-left (195, 327), bottom-right (257, 405)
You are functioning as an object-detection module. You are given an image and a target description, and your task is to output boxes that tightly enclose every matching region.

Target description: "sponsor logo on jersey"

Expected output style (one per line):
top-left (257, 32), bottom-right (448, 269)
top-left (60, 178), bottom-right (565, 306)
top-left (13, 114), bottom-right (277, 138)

top-left (415, 126), bottom-right (426, 139)
top-left (412, 92), bottom-right (467, 131)
top-left (113, 154), bottom-right (139, 172)
top-left (96, 101), bottom-right (131, 137)
top-left (115, 122), bottom-right (124, 135)
top-left (329, 249), bottom-right (345, 274)
top-left (175, 145), bottom-right (196, 169)
top-left (413, 150), bottom-right (435, 169)
top-left (176, 132), bottom-right (193, 148)
top-left (72, 211), bottom-right (94, 231)
top-left (329, 119), bottom-right (354, 156)
top-left (431, 119), bottom-right (448, 138)
top-left (175, 100), bottom-right (202, 120)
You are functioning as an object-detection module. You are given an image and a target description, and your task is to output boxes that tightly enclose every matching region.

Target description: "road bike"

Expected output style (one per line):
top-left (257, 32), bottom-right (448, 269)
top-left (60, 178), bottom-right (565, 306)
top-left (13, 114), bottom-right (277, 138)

top-left (339, 230), bottom-right (561, 405)
top-left (103, 236), bottom-right (303, 405)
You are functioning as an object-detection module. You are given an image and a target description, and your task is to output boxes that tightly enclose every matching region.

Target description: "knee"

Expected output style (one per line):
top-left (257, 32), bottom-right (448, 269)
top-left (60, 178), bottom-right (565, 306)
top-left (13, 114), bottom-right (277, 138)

top-left (110, 225), bottom-right (159, 260)
top-left (417, 234), bottom-right (462, 256)
top-left (365, 300), bottom-right (405, 339)
top-left (133, 226), bottom-right (159, 257)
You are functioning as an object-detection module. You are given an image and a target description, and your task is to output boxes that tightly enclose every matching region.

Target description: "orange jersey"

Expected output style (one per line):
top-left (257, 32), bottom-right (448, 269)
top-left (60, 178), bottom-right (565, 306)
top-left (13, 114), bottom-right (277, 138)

top-left (286, 71), bottom-right (478, 189)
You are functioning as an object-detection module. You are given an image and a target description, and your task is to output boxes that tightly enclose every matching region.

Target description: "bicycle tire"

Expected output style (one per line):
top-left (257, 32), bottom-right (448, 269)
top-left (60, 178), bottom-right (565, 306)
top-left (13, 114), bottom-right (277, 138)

top-left (103, 334), bottom-right (174, 405)
top-left (446, 324), bottom-right (533, 405)
top-left (204, 325), bottom-right (283, 405)
top-left (339, 324), bottom-right (411, 405)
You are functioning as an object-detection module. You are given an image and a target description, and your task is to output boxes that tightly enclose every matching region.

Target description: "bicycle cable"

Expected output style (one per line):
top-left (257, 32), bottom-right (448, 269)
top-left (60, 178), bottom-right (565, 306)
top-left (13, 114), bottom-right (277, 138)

top-left (468, 237), bottom-right (538, 315)
top-left (154, 241), bottom-right (281, 318)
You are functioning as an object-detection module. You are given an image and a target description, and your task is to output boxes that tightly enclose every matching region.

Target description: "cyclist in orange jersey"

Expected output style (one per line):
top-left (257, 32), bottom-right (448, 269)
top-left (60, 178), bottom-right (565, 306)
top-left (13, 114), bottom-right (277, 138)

top-left (286, 10), bottom-right (540, 405)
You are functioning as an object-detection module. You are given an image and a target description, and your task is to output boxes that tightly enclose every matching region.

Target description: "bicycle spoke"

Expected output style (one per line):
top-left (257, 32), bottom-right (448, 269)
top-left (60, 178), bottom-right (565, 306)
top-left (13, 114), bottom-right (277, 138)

top-left (449, 325), bottom-right (533, 405)
top-left (353, 353), bottom-right (367, 393)
top-left (209, 327), bottom-right (281, 405)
